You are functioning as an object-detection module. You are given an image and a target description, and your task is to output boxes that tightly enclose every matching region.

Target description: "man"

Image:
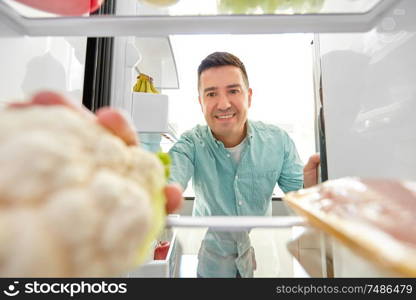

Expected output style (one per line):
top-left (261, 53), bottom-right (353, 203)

top-left (168, 52), bottom-right (319, 277)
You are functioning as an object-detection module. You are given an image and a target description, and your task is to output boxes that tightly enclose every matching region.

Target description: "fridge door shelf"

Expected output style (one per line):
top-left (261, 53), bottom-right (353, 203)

top-left (0, 0), bottom-right (398, 37)
top-left (126, 228), bottom-right (181, 278)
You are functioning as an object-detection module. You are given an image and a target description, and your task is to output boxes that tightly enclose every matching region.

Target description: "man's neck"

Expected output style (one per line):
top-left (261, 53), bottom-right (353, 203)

top-left (212, 123), bottom-right (247, 148)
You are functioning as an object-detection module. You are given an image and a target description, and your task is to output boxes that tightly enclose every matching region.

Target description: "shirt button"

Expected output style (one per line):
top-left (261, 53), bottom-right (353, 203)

top-left (227, 154), bottom-right (231, 157)
top-left (238, 201), bottom-right (242, 206)
top-left (235, 175), bottom-right (239, 180)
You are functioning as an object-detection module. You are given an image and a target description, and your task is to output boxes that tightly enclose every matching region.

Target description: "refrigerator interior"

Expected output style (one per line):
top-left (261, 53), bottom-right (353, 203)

top-left (0, 0), bottom-right (415, 277)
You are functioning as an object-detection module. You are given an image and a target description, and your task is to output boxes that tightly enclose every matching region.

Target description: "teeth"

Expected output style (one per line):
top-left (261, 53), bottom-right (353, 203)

top-left (216, 114), bottom-right (234, 119)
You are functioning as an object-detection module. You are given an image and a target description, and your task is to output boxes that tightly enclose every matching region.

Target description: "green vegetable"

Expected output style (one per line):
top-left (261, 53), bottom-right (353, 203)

top-left (217, 0), bottom-right (325, 15)
top-left (156, 152), bottom-right (171, 179)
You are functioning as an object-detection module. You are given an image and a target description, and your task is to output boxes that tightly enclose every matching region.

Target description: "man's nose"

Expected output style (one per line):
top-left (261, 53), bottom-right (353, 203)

top-left (217, 93), bottom-right (231, 110)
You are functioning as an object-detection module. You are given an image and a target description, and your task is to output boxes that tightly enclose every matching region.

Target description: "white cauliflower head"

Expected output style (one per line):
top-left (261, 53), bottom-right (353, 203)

top-left (0, 106), bottom-right (166, 277)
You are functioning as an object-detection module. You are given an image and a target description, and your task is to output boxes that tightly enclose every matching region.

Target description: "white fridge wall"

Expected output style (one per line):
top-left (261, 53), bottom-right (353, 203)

top-left (0, 36), bottom-right (86, 106)
top-left (320, 0), bottom-right (416, 180)
top-left (111, 0), bottom-right (138, 112)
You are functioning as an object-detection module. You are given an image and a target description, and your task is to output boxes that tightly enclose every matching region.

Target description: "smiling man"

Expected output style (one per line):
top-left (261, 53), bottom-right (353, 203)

top-left (199, 63), bottom-right (251, 148)
top-left (168, 52), bottom-right (319, 278)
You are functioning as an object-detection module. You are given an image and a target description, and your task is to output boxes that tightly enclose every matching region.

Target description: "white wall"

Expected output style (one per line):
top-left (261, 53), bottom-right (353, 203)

top-left (0, 36), bottom-right (86, 106)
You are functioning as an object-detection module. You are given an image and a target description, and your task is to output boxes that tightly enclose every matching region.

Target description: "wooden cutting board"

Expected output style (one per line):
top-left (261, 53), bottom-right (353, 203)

top-left (284, 177), bottom-right (416, 277)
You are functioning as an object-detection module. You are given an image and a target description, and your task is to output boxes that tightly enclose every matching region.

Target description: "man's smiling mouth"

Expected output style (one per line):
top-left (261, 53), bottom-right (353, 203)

top-left (215, 113), bottom-right (236, 119)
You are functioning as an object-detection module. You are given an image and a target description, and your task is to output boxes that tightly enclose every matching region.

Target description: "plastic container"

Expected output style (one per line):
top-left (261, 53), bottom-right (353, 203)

top-left (288, 228), bottom-right (403, 277)
top-left (126, 227), bottom-right (181, 278)
top-left (331, 238), bottom-right (403, 277)
top-left (131, 92), bottom-right (169, 133)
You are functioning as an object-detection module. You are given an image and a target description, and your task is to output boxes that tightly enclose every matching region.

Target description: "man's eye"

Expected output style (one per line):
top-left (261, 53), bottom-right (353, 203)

top-left (206, 92), bottom-right (216, 97)
top-left (229, 89), bottom-right (240, 94)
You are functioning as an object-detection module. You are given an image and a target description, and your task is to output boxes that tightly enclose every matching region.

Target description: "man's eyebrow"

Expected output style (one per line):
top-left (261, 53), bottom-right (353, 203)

top-left (203, 86), bottom-right (217, 93)
top-left (203, 84), bottom-right (241, 93)
top-left (226, 84), bottom-right (241, 89)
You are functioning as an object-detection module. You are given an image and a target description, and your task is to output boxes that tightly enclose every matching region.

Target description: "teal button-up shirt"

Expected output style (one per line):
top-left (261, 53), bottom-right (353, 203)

top-left (168, 120), bottom-right (303, 277)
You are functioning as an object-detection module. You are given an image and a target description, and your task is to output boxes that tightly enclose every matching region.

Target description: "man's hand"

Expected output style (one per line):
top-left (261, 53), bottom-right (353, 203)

top-left (303, 153), bottom-right (320, 188)
top-left (8, 91), bottom-right (183, 213)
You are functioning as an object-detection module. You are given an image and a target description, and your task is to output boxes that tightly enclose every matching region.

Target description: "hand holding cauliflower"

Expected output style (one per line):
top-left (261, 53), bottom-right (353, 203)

top-left (0, 91), bottom-right (182, 277)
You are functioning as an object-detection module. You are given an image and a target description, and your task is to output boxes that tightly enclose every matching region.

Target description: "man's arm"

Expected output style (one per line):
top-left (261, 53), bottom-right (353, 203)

top-left (277, 132), bottom-right (304, 193)
top-left (168, 134), bottom-right (195, 192)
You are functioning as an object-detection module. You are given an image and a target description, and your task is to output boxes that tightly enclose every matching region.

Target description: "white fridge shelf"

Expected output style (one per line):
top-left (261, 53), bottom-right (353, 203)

top-left (165, 215), bottom-right (306, 231)
top-left (0, 0), bottom-right (398, 37)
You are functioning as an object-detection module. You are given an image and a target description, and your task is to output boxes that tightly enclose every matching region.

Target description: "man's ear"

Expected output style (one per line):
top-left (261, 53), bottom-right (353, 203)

top-left (248, 88), bottom-right (253, 108)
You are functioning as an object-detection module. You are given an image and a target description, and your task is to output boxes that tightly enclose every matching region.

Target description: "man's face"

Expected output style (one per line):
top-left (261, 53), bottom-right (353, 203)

top-left (198, 65), bottom-right (252, 141)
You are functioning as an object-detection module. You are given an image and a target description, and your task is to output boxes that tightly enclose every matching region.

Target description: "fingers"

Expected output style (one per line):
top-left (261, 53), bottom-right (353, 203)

top-left (303, 154), bottom-right (320, 188)
top-left (304, 153), bottom-right (320, 171)
top-left (8, 91), bottom-right (94, 120)
top-left (32, 91), bottom-right (94, 119)
top-left (96, 107), bottom-right (138, 146)
top-left (7, 102), bottom-right (34, 108)
top-left (310, 153), bottom-right (321, 164)
top-left (32, 91), bottom-right (73, 106)
top-left (32, 92), bottom-right (138, 146)
top-left (164, 184), bottom-right (184, 214)
top-left (9, 91), bottom-right (138, 147)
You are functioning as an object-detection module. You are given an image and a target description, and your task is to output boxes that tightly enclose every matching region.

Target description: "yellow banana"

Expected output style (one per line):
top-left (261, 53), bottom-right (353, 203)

top-left (149, 80), bottom-right (160, 94)
top-left (139, 79), bottom-right (146, 92)
top-left (140, 79), bottom-right (147, 93)
top-left (132, 76), bottom-right (143, 92)
top-left (145, 80), bottom-right (152, 93)
top-left (133, 73), bottom-right (160, 94)
top-left (141, 74), bottom-right (150, 92)
top-left (139, 74), bottom-right (150, 82)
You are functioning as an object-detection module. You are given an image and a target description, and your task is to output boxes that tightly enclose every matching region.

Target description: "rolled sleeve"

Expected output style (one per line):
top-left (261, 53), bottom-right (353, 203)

top-left (168, 133), bottom-right (195, 191)
top-left (277, 131), bottom-right (304, 193)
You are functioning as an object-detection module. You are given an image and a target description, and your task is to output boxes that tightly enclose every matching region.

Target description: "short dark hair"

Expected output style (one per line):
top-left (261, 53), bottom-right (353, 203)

top-left (197, 52), bottom-right (249, 91)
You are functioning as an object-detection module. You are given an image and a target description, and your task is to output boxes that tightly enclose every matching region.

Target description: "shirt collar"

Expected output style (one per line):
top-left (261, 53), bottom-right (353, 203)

top-left (206, 126), bottom-right (223, 148)
top-left (206, 121), bottom-right (254, 148)
top-left (246, 120), bottom-right (254, 143)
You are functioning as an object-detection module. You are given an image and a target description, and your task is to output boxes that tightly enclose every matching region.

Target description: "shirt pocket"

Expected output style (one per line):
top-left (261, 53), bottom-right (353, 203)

top-left (251, 170), bottom-right (279, 213)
